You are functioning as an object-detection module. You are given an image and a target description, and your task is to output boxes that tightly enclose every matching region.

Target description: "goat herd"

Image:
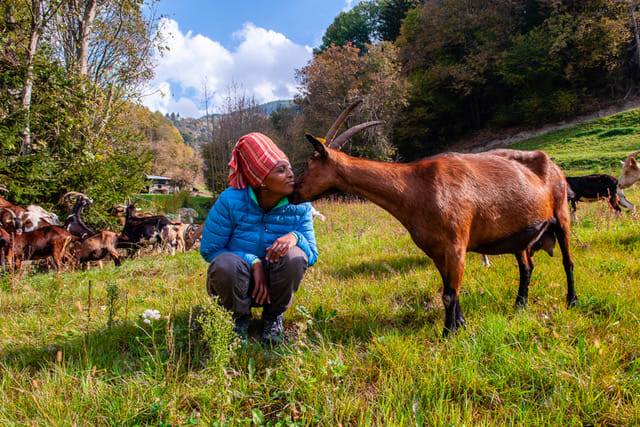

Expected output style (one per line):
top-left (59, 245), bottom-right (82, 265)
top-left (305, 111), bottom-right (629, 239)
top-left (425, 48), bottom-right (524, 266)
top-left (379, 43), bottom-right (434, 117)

top-left (0, 189), bottom-right (203, 274)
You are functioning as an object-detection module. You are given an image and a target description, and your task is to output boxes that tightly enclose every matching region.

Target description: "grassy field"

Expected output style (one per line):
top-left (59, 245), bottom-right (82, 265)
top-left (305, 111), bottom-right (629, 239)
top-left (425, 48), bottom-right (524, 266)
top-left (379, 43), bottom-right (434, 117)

top-left (1, 110), bottom-right (640, 425)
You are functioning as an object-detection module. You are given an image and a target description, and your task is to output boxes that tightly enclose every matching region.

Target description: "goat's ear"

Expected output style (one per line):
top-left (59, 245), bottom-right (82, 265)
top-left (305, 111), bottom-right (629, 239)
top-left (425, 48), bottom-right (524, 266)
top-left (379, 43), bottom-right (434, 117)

top-left (631, 157), bottom-right (638, 168)
top-left (305, 134), bottom-right (328, 159)
top-left (621, 160), bottom-right (626, 166)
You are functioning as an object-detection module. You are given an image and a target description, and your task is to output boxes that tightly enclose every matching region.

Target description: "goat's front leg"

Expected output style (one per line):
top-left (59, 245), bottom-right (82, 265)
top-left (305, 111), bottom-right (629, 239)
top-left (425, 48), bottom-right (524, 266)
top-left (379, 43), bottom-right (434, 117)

top-left (435, 248), bottom-right (466, 337)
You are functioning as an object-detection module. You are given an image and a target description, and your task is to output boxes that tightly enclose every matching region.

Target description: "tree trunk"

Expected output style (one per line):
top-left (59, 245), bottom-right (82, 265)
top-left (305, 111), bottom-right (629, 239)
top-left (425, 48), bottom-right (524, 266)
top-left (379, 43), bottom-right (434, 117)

top-left (632, 3), bottom-right (640, 74)
top-left (19, 10), bottom-right (42, 155)
top-left (78, 0), bottom-right (97, 76)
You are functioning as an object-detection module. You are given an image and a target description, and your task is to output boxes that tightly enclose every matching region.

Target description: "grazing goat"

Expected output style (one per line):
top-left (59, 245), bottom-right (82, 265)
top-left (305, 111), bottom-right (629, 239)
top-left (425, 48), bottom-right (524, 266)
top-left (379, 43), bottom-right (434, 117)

top-left (60, 192), bottom-right (122, 267)
top-left (22, 205), bottom-right (60, 231)
top-left (565, 174), bottom-right (633, 220)
top-left (0, 188), bottom-right (60, 232)
top-left (183, 224), bottom-right (203, 251)
top-left (619, 151), bottom-right (640, 190)
top-left (63, 192), bottom-right (95, 239)
top-left (160, 222), bottom-right (189, 254)
top-left (8, 226), bottom-right (74, 272)
top-left (72, 230), bottom-right (121, 267)
top-left (119, 204), bottom-right (170, 252)
top-left (111, 204), bottom-right (157, 226)
top-left (290, 101), bottom-right (576, 336)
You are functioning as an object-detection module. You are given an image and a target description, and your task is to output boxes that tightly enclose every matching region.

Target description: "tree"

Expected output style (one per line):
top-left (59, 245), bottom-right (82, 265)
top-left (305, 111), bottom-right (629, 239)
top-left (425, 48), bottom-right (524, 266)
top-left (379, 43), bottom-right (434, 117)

top-left (19, 0), bottom-right (64, 154)
top-left (0, 0), bottom-right (163, 225)
top-left (316, 0), bottom-right (420, 53)
top-left (393, 0), bottom-right (636, 158)
top-left (297, 42), bottom-right (408, 160)
top-left (201, 83), bottom-right (273, 193)
top-left (316, 1), bottom-right (380, 54)
top-left (53, 0), bottom-right (97, 75)
top-left (377, 0), bottom-right (420, 42)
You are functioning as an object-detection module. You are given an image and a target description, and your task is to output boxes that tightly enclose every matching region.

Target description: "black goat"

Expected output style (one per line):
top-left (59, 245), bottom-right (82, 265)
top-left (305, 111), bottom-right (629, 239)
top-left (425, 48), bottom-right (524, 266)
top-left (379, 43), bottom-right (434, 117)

top-left (64, 194), bottom-right (95, 239)
top-left (119, 204), bottom-right (170, 252)
top-left (566, 174), bottom-right (634, 220)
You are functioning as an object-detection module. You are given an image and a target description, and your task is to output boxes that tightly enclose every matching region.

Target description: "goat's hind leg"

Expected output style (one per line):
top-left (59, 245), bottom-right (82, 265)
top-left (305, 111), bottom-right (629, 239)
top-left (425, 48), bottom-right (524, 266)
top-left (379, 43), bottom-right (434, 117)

top-left (553, 216), bottom-right (577, 307)
top-left (514, 250), bottom-right (533, 308)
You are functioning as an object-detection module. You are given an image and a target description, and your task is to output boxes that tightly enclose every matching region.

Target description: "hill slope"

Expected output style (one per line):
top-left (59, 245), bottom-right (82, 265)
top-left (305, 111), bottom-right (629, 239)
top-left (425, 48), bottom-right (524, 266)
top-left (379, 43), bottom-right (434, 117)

top-left (508, 108), bottom-right (640, 174)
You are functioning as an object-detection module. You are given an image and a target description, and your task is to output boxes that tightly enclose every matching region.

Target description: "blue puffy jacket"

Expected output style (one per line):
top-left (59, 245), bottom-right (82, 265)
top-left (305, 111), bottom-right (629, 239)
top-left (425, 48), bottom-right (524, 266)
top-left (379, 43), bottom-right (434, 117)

top-left (200, 187), bottom-right (318, 267)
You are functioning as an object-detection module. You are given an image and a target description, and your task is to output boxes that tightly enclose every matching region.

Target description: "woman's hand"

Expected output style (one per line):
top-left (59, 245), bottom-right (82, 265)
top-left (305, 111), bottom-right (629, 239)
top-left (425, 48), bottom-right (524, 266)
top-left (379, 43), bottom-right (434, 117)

top-left (251, 261), bottom-right (270, 305)
top-left (266, 233), bottom-right (297, 263)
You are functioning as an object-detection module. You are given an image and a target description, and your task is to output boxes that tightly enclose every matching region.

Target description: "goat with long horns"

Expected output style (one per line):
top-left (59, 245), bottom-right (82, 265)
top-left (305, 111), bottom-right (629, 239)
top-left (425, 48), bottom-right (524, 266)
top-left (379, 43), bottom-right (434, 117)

top-left (291, 100), bottom-right (575, 337)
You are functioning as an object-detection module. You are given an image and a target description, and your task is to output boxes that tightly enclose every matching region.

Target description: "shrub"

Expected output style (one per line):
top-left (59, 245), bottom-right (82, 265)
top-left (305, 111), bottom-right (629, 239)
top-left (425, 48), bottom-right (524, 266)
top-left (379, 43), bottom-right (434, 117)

top-left (197, 300), bottom-right (237, 375)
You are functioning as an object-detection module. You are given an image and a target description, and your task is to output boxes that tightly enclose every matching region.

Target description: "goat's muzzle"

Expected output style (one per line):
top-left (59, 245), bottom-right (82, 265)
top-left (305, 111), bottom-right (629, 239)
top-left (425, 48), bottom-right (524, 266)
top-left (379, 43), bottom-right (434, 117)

top-left (289, 191), bottom-right (305, 204)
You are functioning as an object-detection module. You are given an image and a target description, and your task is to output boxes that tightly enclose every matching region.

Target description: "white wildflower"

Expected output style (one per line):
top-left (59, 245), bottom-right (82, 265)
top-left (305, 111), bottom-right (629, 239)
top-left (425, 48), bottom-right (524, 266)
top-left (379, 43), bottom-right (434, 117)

top-left (141, 309), bottom-right (161, 324)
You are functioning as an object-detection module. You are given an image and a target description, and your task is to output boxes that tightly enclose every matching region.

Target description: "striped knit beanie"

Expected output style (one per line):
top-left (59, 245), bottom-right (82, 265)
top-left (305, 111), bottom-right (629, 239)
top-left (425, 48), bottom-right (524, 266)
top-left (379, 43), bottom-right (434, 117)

top-left (228, 132), bottom-right (289, 189)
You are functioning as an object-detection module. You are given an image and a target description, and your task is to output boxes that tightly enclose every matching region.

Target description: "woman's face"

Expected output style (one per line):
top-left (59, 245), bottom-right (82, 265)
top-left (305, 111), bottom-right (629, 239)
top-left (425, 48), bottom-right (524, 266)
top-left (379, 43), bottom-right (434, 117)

top-left (262, 160), bottom-right (295, 196)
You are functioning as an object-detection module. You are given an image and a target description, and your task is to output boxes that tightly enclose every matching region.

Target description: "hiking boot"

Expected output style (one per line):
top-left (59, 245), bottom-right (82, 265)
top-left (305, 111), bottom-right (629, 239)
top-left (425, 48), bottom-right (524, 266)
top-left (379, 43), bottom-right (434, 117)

top-left (261, 315), bottom-right (284, 346)
top-left (233, 315), bottom-right (251, 341)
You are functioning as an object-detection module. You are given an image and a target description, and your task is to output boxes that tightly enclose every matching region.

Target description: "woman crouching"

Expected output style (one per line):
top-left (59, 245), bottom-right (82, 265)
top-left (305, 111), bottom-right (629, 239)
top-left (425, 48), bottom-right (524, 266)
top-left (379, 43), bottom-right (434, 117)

top-left (200, 132), bottom-right (318, 345)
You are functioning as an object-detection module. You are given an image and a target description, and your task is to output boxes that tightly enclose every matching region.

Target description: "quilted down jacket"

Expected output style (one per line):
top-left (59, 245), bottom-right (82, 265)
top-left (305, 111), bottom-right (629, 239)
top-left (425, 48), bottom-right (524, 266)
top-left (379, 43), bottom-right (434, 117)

top-left (200, 187), bottom-right (318, 267)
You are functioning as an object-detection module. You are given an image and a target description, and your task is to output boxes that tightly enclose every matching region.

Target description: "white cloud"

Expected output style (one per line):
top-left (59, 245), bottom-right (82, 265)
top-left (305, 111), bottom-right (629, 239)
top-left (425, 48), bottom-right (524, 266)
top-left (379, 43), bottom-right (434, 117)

top-left (343, 0), bottom-right (364, 11)
top-left (143, 81), bottom-right (203, 118)
top-left (141, 19), bottom-right (313, 117)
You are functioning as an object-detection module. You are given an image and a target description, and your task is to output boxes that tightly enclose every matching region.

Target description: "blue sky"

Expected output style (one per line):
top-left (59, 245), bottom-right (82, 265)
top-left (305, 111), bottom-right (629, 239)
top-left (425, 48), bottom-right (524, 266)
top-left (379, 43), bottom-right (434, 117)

top-left (142, 0), bottom-right (358, 117)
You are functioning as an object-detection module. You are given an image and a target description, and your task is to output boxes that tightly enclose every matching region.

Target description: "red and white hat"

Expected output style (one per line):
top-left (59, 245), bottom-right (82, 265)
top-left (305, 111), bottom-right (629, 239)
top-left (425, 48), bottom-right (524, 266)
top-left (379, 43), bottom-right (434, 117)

top-left (228, 132), bottom-right (289, 189)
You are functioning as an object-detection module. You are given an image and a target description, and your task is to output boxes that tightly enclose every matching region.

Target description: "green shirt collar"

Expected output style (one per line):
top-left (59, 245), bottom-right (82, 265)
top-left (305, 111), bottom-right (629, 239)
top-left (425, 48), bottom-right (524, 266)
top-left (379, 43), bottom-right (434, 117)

top-left (248, 187), bottom-right (289, 209)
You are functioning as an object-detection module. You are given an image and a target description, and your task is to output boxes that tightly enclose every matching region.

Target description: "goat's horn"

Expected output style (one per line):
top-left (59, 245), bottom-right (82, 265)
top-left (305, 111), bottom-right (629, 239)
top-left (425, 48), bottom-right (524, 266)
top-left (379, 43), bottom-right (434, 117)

top-left (62, 191), bottom-right (89, 200)
top-left (0, 208), bottom-right (16, 219)
top-left (325, 99), bottom-right (363, 144)
top-left (329, 121), bottom-right (385, 150)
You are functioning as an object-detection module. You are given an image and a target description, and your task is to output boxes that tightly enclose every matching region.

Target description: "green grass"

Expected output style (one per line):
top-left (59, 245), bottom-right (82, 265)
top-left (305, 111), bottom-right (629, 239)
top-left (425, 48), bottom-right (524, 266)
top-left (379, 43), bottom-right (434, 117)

top-left (2, 109), bottom-right (640, 424)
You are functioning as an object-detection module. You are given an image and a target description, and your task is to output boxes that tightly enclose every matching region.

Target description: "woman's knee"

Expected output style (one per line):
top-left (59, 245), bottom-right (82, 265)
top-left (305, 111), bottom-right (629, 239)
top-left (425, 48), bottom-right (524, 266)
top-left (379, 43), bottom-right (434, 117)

top-left (268, 247), bottom-right (308, 290)
top-left (207, 253), bottom-right (248, 294)
top-left (279, 247), bottom-right (308, 271)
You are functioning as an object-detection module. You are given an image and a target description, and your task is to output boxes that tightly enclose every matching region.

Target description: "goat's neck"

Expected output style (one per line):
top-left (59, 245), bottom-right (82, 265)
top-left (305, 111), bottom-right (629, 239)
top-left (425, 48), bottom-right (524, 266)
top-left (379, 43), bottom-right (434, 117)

top-left (335, 155), bottom-right (413, 222)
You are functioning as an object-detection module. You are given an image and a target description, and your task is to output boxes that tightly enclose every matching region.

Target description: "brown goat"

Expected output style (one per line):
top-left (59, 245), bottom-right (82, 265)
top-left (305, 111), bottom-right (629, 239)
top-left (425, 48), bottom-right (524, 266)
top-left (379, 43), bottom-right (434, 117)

top-left (290, 102), bottom-right (575, 336)
top-left (184, 224), bottom-right (203, 251)
top-left (9, 225), bottom-right (75, 272)
top-left (72, 230), bottom-right (121, 267)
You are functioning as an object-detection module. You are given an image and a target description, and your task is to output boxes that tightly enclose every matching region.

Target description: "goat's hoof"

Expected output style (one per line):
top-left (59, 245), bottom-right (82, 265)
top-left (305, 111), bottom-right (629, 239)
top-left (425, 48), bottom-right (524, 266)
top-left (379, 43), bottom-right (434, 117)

top-left (515, 297), bottom-right (528, 308)
top-left (442, 323), bottom-right (460, 338)
top-left (567, 296), bottom-right (578, 308)
top-left (455, 315), bottom-right (466, 329)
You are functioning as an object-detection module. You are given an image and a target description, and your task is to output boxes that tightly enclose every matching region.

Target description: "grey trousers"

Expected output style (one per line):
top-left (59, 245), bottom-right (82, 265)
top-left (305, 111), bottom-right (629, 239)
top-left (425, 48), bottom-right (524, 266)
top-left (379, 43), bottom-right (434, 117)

top-left (206, 247), bottom-right (308, 321)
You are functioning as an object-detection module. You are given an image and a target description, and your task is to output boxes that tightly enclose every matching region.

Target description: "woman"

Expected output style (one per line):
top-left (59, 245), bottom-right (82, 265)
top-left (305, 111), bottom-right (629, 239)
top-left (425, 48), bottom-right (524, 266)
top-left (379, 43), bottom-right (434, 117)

top-left (200, 132), bottom-right (318, 345)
